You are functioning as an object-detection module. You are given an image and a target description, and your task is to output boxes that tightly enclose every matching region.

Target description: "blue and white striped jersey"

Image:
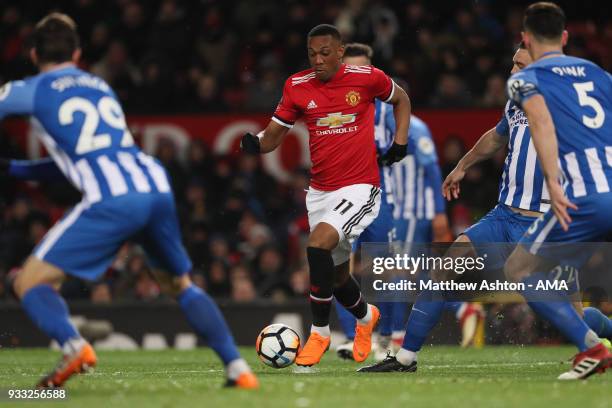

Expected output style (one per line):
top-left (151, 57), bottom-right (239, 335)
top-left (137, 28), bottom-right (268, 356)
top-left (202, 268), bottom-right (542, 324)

top-left (507, 55), bottom-right (612, 199)
top-left (496, 100), bottom-right (550, 212)
top-left (0, 66), bottom-right (170, 204)
top-left (375, 100), bottom-right (445, 221)
top-left (374, 99), bottom-right (395, 207)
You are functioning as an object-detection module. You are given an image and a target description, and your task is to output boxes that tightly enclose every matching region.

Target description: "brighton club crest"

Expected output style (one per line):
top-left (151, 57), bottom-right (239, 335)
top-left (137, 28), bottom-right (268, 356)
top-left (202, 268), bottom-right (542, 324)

top-left (345, 90), bottom-right (360, 107)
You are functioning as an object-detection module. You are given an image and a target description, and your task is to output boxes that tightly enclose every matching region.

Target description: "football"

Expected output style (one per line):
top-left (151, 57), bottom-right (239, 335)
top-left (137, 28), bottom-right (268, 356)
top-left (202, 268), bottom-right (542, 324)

top-left (256, 324), bottom-right (300, 368)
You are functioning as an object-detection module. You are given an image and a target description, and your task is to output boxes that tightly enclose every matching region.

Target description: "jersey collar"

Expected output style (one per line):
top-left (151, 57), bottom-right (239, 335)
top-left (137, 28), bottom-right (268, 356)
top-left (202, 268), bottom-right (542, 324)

top-left (316, 63), bottom-right (345, 85)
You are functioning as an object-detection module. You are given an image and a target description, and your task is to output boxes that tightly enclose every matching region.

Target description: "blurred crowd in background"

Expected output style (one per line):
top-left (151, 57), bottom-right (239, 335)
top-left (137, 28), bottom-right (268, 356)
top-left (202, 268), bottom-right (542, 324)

top-left (0, 131), bottom-right (500, 304)
top-left (0, 0), bottom-right (610, 113)
top-left (0, 1), bottom-right (609, 316)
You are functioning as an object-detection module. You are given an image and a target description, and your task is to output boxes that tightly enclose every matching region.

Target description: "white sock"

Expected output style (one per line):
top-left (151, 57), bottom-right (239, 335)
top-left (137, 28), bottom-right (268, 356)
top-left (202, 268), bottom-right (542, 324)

top-left (62, 337), bottom-right (87, 356)
top-left (395, 348), bottom-right (418, 366)
top-left (311, 324), bottom-right (331, 337)
top-left (378, 335), bottom-right (391, 348)
top-left (226, 358), bottom-right (251, 380)
top-left (391, 331), bottom-right (404, 340)
top-left (584, 329), bottom-right (601, 349)
top-left (357, 304), bottom-right (373, 325)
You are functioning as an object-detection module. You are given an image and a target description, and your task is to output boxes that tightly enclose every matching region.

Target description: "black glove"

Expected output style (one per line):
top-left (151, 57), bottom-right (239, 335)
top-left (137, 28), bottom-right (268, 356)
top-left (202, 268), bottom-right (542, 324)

top-left (378, 142), bottom-right (407, 166)
top-left (240, 132), bottom-right (261, 154)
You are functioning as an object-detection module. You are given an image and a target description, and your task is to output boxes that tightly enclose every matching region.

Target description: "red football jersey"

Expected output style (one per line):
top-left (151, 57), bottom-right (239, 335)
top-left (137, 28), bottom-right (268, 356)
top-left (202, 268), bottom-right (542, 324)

top-left (273, 64), bottom-right (394, 191)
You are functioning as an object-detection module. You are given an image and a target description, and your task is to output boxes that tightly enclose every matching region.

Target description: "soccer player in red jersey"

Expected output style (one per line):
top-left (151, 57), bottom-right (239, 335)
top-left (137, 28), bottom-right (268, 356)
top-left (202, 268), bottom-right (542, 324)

top-left (241, 24), bottom-right (411, 366)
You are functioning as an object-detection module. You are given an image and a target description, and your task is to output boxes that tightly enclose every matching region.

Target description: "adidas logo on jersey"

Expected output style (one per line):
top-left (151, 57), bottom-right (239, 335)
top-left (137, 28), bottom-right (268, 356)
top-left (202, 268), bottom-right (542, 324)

top-left (307, 100), bottom-right (318, 110)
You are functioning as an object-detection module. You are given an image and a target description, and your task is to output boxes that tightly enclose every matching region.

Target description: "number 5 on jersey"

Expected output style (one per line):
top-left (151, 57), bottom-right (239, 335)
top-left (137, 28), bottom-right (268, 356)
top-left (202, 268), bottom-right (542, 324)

top-left (573, 81), bottom-right (605, 129)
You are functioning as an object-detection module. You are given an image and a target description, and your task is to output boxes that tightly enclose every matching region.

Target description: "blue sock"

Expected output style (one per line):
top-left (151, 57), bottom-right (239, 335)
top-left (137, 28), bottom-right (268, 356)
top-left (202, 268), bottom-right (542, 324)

top-left (444, 301), bottom-right (463, 317)
top-left (583, 307), bottom-right (612, 338)
top-left (520, 274), bottom-right (594, 351)
top-left (335, 301), bottom-right (356, 340)
top-left (402, 289), bottom-right (445, 352)
top-left (21, 285), bottom-right (79, 346)
top-left (178, 285), bottom-right (240, 365)
top-left (391, 301), bottom-right (408, 332)
top-left (378, 302), bottom-right (394, 336)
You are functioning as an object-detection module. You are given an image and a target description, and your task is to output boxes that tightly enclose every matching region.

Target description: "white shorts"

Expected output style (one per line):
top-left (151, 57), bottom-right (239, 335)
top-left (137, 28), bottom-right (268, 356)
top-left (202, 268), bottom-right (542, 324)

top-left (306, 184), bottom-right (381, 265)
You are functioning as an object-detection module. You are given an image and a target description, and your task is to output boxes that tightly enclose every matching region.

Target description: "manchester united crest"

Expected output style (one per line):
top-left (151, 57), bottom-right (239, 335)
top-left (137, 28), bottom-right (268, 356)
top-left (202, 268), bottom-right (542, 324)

top-left (345, 90), bottom-right (360, 107)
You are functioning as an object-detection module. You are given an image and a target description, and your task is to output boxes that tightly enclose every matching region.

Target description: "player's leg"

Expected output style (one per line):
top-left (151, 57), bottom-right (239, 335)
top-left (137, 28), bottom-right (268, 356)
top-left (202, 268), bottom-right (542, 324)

top-left (13, 199), bottom-right (135, 387)
top-left (14, 256), bottom-right (97, 387)
top-left (297, 185), bottom-right (382, 366)
top-left (335, 239), bottom-right (362, 360)
top-left (333, 259), bottom-right (378, 362)
top-left (294, 221), bottom-right (339, 366)
top-left (390, 301), bottom-right (407, 351)
top-left (583, 307), bottom-right (612, 339)
top-left (334, 301), bottom-right (357, 359)
top-left (566, 260), bottom-right (612, 344)
top-left (359, 204), bottom-right (506, 372)
top-left (358, 233), bottom-right (476, 372)
top-left (142, 193), bottom-right (257, 388)
top-left (505, 199), bottom-right (611, 379)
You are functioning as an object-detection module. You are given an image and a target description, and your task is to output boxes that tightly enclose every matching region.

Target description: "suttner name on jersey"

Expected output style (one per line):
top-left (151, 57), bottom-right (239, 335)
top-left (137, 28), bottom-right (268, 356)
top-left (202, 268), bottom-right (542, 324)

top-left (507, 55), bottom-right (612, 198)
top-left (496, 100), bottom-right (550, 212)
top-left (374, 101), bottom-right (443, 221)
top-left (0, 66), bottom-right (170, 204)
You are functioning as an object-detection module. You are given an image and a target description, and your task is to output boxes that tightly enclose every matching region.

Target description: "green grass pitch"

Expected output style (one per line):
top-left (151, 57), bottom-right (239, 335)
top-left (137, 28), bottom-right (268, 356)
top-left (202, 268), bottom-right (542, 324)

top-left (0, 346), bottom-right (609, 408)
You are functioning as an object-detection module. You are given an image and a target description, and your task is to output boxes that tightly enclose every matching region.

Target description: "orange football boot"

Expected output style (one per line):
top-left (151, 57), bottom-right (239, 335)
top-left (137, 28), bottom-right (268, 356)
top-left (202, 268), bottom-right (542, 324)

top-left (226, 372), bottom-right (260, 389)
top-left (353, 305), bottom-right (380, 362)
top-left (37, 342), bottom-right (97, 388)
top-left (295, 332), bottom-right (331, 366)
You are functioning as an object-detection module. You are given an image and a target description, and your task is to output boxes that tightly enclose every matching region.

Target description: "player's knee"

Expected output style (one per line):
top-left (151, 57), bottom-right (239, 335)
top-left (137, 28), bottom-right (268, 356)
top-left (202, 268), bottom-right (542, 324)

top-left (505, 244), bottom-right (540, 283)
top-left (150, 269), bottom-right (192, 297)
top-left (504, 254), bottom-right (524, 283)
top-left (13, 257), bottom-right (63, 299)
top-left (13, 272), bottom-right (28, 299)
top-left (308, 223), bottom-right (340, 250)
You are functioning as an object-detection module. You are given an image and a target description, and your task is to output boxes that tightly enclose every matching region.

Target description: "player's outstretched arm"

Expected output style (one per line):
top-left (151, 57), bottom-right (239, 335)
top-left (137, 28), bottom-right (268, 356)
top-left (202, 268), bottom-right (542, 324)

top-left (442, 127), bottom-right (506, 200)
top-left (388, 82), bottom-right (411, 145)
top-left (522, 95), bottom-right (576, 230)
top-left (379, 83), bottom-right (411, 166)
top-left (1, 157), bottom-right (66, 181)
top-left (241, 120), bottom-right (290, 154)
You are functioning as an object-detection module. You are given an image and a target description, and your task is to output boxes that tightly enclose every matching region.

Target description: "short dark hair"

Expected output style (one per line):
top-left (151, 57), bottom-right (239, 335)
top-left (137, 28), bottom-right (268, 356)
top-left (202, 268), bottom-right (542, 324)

top-left (307, 24), bottom-right (342, 42)
top-left (343, 43), bottom-right (373, 59)
top-left (523, 2), bottom-right (565, 42)
top-left (33, 13), bottom-right (80, 64)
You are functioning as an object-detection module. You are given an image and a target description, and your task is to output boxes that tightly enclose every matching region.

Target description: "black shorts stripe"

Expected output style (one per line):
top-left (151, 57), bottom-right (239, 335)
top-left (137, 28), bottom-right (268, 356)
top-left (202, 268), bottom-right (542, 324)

top-left (343, 200), bottom-right (376, 236)
top-left (344, 207), bottom-right (375, 237)
top-left (342, 187), bottom-right (380, 236)
top-left (341, 186), bottom-right (377, 233)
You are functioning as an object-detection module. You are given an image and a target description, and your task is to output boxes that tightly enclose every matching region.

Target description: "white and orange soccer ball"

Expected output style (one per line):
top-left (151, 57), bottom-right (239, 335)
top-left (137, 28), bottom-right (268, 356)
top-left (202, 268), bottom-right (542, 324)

top-left (256, 324), bottom-right (300, 368)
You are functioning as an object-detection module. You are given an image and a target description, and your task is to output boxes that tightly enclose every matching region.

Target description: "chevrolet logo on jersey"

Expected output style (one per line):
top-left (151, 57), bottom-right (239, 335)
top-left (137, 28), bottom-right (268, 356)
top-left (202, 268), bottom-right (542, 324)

top-left (316, 112), bottom-right (356, 128)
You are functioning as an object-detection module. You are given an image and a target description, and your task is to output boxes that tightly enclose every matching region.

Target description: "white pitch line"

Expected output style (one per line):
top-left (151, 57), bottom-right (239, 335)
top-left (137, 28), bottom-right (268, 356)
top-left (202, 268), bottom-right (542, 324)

top-left (0, 362), bottom-right (567, 379)
top-left (419, 361), bottom-right (564, 369)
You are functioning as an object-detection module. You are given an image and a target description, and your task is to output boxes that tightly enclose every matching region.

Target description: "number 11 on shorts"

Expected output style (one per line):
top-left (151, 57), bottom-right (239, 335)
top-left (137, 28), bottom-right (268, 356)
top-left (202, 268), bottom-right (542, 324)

top-left (334, 199), bottom-right (354, 215)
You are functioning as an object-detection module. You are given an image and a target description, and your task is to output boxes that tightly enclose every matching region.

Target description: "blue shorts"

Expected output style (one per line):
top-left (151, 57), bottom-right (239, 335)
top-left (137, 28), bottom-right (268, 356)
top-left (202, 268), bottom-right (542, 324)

top-left (520, 193), bottom-right (612, 263)
top-left (462, 204), bottom-right (538, 269)
top-left (464, 204), bottom-right (536, 243)
top-left (353, 200), bottom-right (395, 251)
top-left (34, 193), bottom-right (192, 281)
